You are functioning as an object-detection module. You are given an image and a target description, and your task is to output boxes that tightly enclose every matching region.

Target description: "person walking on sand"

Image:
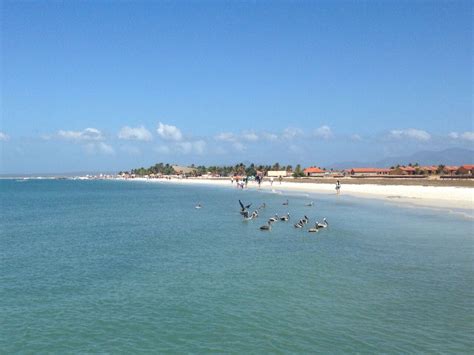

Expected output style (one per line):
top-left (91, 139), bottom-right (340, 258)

top-left (279, 175), bottom-right (282, 184)
top-left (336, 180), bottom-right (341, 194)
top-left (270, 177), bottom-right (274, 186)
top-left (231, 176), bottom-right (234, 184)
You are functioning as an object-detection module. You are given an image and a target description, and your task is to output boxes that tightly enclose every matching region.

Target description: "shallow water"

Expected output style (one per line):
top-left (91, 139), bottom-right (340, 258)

top-left (1, 179), bottom-right (473, 352)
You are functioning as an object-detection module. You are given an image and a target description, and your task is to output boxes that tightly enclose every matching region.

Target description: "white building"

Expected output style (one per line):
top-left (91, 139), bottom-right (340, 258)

top-left (267, 170), bottom-right (290, 178)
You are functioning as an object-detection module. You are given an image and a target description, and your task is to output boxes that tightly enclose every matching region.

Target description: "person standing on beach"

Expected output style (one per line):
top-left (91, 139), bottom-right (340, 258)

top-left (336, 180), bottom-right (341, 194)
top-left (270, 177), bottom-right (274, 186)
top-left (279, 175), bottom-right (282, 184)
top-left (231, 176), bottom-right (234, 184)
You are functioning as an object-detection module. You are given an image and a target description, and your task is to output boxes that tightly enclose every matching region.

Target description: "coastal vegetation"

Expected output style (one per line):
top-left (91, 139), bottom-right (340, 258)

top-left (124, 162), bottom-right (294, 177)
top-left (122, 162), bottom-right (473, 178)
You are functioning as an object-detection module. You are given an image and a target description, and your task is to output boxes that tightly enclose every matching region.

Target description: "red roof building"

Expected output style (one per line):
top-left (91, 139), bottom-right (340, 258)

top-left (304, 167), bottom-right (325, 177)
top-left (419, 166), bottom-right (438, 174)
top-left (458, 165), bottom-right (474, 175)
top-left (442, 166), bottom-right (459, 175)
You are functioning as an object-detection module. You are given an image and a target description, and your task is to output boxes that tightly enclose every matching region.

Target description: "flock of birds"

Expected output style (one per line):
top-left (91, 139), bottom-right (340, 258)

top-left (238, 199), bottom-right (328, 233)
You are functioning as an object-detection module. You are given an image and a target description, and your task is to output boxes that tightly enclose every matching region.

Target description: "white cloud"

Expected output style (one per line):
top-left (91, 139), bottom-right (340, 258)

top-left (193, 140), bottom-right (206, 154)
top-left (157, 122), bottom-right (183, 141)
top-left (281, 127), bottom-right (303, 140)
top-left (242, 131), bottom-right (259, 142)
top-left (58, 128), bottom-right (104, 141)
top-left (215, 132), bottom-right (236, 142)
top-left (262, 132), bottom-right (278, 141)
top-left (98, 142), bottom-right (115, 154)
top-left (460, 132), bottom-right (474, 141)
top-left (0, 132), bottom-right (9, 141)
top-left (450, 131), bottom-right (474, 142)
top-left (118, 126), bottom-right (152, 141)
top-left (388, 129), bottom-right (431, 142)
top-left (314, 125), bottom-right (333, 139)
top-left (177, 140), bottom-right (206, 154)
top-left (351, 134), bottom-right (362, 141)
top-left (85, 142), bottom-right (115, 155)
top-left (232, 142), bottom-right (246, 152)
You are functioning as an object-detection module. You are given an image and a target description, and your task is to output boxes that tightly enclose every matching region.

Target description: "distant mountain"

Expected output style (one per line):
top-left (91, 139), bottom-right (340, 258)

top-left (329, 148), bottom-right (474, 169)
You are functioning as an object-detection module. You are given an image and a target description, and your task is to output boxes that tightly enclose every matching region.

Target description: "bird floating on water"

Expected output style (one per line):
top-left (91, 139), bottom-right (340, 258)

top-left (268, 214), bottom-right (279, 223)
top-left (260, 222), bottom-right (272, 231)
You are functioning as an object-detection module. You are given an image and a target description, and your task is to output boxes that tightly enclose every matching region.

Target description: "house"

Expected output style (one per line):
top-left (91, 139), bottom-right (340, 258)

top-left (443, 166), bottom-right (459, 175)
top-left (267, 170), bottom-right (291, 178)
top-left (172, 165), bottom-right (197, 175)
top-left (457, 165), bottom-right (474, 175)
top-left (304, 167), bottom-right (325, 177)
top-left (419, 166), bottom-right (438, 175)
top-left (390, 166), bottom-right (416, 175)
top-left (349, 168), bottom-right (391, 176)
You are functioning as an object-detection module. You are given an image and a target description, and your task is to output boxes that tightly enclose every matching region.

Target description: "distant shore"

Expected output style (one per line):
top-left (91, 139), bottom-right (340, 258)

top-left (129, 176), bottom-right (474, 211)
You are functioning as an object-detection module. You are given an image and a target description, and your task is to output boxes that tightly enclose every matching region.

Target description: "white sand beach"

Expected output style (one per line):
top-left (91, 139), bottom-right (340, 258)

top-left (132, 177), bottom-right (474, 211)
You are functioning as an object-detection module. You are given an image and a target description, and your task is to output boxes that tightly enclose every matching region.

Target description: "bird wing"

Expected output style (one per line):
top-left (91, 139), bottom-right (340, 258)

top-left (245, 203), bottom-right (252, 209)
top-left (239, 200), bottom-right (245, 210)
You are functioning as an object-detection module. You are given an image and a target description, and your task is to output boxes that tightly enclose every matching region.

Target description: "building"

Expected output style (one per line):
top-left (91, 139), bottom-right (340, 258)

top-left (443, 166), bottom-right (459, 175)
top-left (419, 166), bottom-right (438, 175)
top-left (267, 170), bottom-right (291, 178)
top-left (172, 165), bottom-right (197, 175)
top-left (304, 167), bottom-right (326, 177)
top-left (348, 168), bottom-right (391, 176)
top-left (390, 166), bottom-right (416, 175)
top-left (457, 165), bottom-right (474, 175)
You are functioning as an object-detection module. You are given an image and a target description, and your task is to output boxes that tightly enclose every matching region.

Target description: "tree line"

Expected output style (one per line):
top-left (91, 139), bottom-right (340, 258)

top-left (121, 162), bottom-right (308, 178)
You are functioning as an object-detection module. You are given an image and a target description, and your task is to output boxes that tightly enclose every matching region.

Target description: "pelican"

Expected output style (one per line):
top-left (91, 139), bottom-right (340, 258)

top-left (260, 222), bottom-right (272, 231)
top-left (239, 200), bottom-right (252, 215)
top-left (308, 224), bottom-right (319, 233)
top-left (268, 214), bottom-right (279, 223)
top-left (306, 201), bottom-right (314, 207)
top-left (195, 203), bottom-right (202, 209)
top-left (280, 213), bottom-right (290, 221)
top-left (294, 221), bottom-right (304, 228)
top-left (282, 199), bottom-right (289, 206)
top-left (315, 218), bottom-right (328, 229)
top-left (258, 203), bottom-right (266, 210)
top-left (251, 210), bottom-right (259, 218)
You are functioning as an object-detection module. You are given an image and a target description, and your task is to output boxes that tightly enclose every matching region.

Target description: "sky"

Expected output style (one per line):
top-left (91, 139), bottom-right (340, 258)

top-left (1, 0), bottom-right (472, 174)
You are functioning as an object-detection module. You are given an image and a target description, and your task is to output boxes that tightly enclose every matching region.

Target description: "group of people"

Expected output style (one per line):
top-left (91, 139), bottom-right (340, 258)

top-left (231, 175), bottom-right (342, 194)
top-left (232, 175), bottom-right (283, 189)
top-left (231, 176), bottom-right (248, 189)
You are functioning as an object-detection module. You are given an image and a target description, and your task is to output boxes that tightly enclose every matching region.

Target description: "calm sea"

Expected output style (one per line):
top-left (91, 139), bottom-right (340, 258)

top-left (1, 179), bottom-right (473, 353)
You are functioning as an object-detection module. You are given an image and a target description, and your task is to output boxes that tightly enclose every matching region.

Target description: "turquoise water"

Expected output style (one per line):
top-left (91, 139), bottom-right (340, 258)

top-left (1, 179), bottom-right (473, 353)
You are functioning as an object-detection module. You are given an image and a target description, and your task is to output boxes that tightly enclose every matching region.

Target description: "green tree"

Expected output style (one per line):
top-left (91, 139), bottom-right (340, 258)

top-left (292, 164), bottom-right (305, 178)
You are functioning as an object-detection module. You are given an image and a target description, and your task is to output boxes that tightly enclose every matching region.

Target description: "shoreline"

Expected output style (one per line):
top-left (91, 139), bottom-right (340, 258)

top-left (129, 177), bottom-right (474, 212)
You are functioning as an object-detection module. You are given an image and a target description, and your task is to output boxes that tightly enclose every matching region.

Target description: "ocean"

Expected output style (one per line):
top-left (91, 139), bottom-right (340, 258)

top-left (1, 179), bottom-right (473, 353)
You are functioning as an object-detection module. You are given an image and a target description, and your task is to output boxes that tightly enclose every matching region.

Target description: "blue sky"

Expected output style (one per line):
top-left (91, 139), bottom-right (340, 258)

top-left (1, 0), bottom-right (472, 173)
